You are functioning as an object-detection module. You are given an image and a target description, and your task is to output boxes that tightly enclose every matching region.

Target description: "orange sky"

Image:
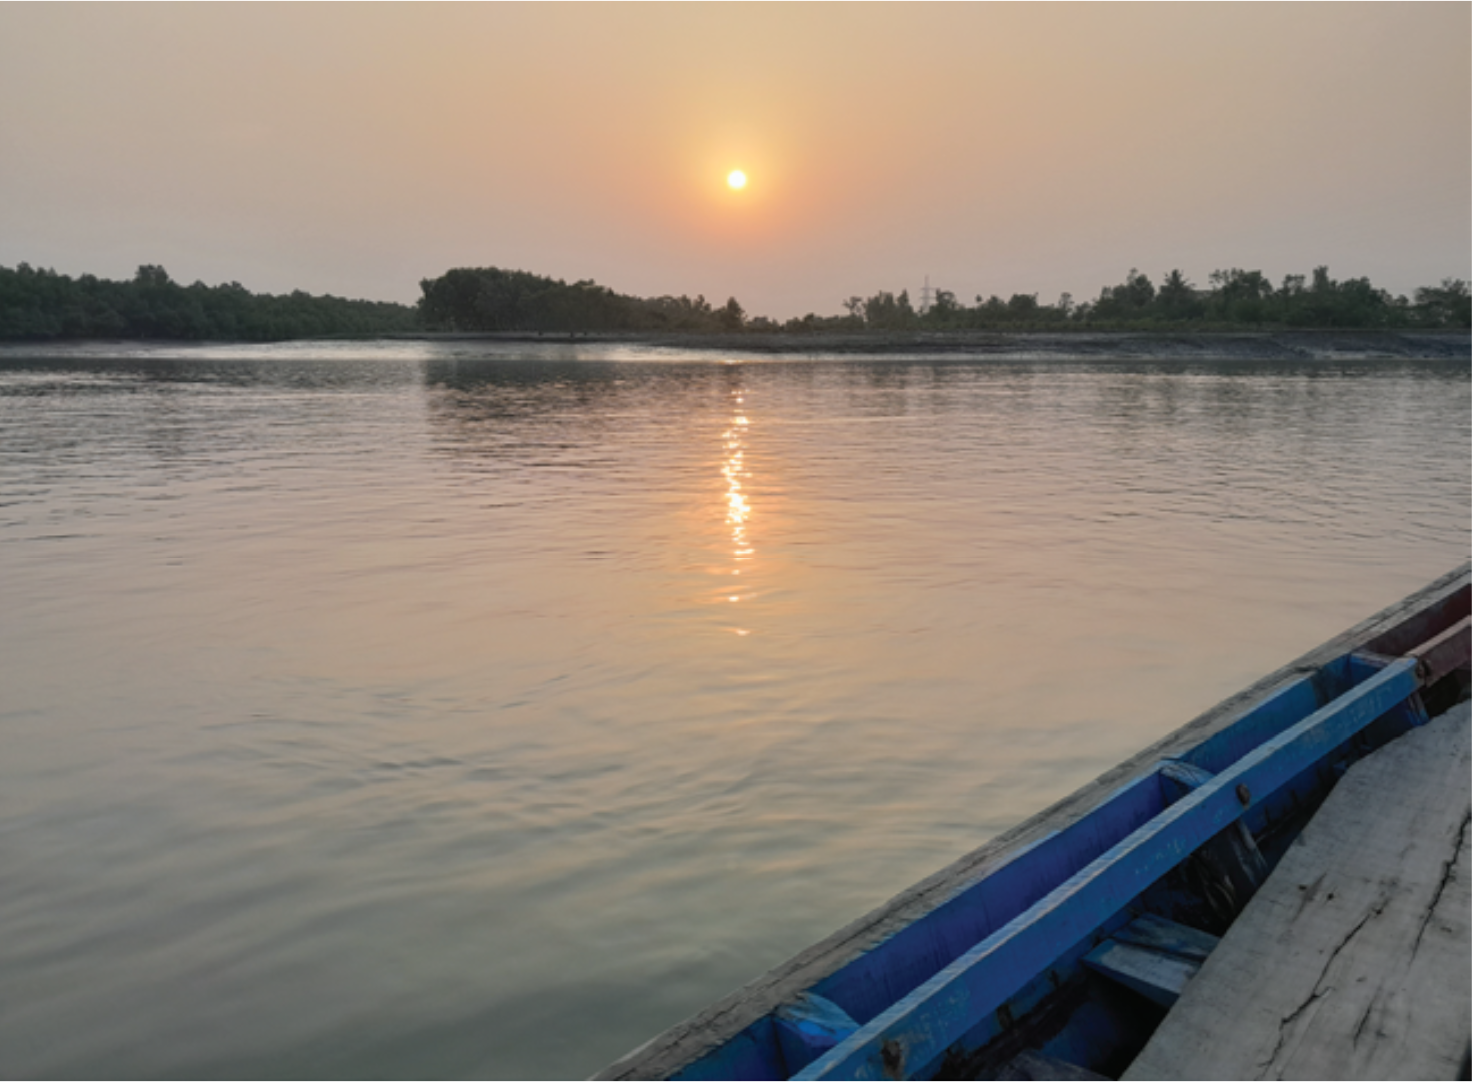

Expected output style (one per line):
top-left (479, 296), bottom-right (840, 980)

top-left (1, 4), bottom-right (1467, 318)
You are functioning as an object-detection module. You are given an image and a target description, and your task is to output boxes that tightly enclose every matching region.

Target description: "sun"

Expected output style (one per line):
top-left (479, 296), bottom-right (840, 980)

top-left (726, 169), bottom-right (747, 191)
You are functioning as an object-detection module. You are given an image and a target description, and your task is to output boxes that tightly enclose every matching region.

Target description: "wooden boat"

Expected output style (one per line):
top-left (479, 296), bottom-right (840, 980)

top-left (597, 564), bottom-right (1471, 1081)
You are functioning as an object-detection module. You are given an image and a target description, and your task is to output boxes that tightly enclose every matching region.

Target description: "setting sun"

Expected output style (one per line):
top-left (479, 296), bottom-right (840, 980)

top-left (726, 170), bottom-right (747, 191)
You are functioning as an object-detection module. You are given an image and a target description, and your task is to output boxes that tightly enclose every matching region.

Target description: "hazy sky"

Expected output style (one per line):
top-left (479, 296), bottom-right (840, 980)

top-left (2, 4), bottom-right (1467, 319)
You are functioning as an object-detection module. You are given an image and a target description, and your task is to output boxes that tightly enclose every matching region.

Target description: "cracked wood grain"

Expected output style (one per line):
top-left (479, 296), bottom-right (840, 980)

top-left (1254, 898), bottom-right (1388, 1078)
top-left (1412, 807), bottom-right (1470, 959)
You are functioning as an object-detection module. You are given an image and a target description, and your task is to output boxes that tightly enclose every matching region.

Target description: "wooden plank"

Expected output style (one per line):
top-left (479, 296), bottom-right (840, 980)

top-left (1084, 940), bottom-right (1201, 1008)
top-left (1411, 615), bottom-right (1472, 686)
top-left (1109, 913), bottom-right (1220, 964)
top-left (1363, 580), bottom-right (1471, 658)
top-left (1086, 915), bottom-right (1219, 1008)
top-left (1124, 701), bottom-right (1472, 1081)
top-left (1173, 675), bottom-right (1327, 777)
top-left (794, 659), bottom-right (1420, 1081)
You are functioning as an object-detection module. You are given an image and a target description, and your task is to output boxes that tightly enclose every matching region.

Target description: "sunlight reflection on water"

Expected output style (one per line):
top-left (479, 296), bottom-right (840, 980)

top-left (722, 388), bottom-right (753, 627)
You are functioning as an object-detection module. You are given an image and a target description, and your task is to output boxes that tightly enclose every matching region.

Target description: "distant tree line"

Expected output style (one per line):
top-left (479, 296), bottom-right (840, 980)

top-left (814, 266), bottom-right (1470, 334)
top-left (418, 266), bottom-right (748, 334)
top-left (421, 263), bottom-right (1468, 335)
top-left (0, 264), bottom-right (419, 341)
top-left (4, 260), bottom-right (1466, 341)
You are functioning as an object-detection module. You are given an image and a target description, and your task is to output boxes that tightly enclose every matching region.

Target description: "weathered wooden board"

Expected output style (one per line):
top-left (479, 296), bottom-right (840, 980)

top-left (1109, 913), bottom-right (1220, 964)
top-left (1411, 614), bottom-right (1472, 686)
top-left (1125, 701), bottom-right (1472, 1081)
top-left (1084, 939), bottom-right (1201, 1008)
top-left (1085, 916), bottom-right (1221, 1007)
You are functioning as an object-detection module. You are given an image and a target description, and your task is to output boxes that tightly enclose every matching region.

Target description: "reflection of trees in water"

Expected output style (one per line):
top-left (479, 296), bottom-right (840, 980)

top-left (791, 358), bottom-right (1041, 423)
top-left (2, 354), bottom-right (440, 474)
top-left (419, 354), bottom-right (1469, 470)
top-left (1083, 357), bottom-right (1459, 446)
top-left (421, 358), bottom-right (725, 464)
top-left (0, 360), bottom-right (201, 468)
top-left (2, 355), bottom-right (423, 392)
top-left (797, 355), bottom-right (1461, 447)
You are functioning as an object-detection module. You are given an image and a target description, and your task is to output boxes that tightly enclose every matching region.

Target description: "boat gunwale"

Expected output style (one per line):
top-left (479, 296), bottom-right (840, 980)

top-left (593, 562), bottom-right (1472, 1081)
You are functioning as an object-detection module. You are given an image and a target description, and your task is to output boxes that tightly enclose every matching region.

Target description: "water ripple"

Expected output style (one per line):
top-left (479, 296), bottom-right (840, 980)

top-left (0, 345), bottom-right (1467, 1078)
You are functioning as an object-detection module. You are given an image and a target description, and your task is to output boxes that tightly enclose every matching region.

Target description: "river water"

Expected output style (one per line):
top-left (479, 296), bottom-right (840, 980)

top-left (1, 341), bottom-right (1467, 1079)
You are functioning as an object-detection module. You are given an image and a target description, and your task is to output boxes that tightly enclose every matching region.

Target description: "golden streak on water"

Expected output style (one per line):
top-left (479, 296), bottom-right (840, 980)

top-left (722, 386), bottom-right (754, 627)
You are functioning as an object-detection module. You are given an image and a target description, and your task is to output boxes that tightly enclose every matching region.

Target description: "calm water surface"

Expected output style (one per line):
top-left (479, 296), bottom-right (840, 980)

top-left (2, 342), bottom-right (1467, 1079)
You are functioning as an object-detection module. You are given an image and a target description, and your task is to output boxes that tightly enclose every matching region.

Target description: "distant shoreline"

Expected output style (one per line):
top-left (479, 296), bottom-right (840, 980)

top-left (2, 329), bottom-right (1466, 362)
top-left (380, 328), bottom-right (1470, 360)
